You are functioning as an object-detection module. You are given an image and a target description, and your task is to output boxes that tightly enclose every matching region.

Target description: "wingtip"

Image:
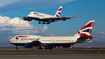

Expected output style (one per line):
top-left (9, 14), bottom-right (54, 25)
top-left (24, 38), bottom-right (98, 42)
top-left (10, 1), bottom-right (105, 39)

top-left (79, 15), bottom-right (83, 17)
top-left (82, 15), bottom-right (83, 17)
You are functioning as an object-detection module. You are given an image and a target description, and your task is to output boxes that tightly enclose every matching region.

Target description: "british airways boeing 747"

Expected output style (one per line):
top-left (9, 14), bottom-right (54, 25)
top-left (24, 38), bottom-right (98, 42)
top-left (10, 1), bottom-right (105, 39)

top-left (9, 20), bottom-right (95, 49)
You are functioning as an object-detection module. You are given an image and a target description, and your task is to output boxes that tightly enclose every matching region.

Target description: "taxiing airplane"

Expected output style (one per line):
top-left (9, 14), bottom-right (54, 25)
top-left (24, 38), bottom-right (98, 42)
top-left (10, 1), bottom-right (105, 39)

top-left (23, 6), bottom-right (82, 24)
top-left (9, 20), bottom-right (95, 49)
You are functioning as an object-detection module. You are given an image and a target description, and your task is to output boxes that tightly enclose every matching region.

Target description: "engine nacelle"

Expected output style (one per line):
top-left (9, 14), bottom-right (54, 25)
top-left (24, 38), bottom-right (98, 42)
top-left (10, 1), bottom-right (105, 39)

top-left (61, 17), bottom-right (67, 21)
top-left (50, 18), bottom-right (55, 22)
top-left (23, 17), bottom-right (32, 21)
top-left (23, 17), bottom-right (28, 21)
top-left (24, 43), bottom-right (33, 48)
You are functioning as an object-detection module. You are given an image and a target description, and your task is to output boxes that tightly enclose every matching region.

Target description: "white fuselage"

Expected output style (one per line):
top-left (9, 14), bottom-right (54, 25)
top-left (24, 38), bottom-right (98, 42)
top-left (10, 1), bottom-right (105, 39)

top-left (28, 12), bottom-right (56, 19)
top-left (9, 35), bottom-right (78, 46)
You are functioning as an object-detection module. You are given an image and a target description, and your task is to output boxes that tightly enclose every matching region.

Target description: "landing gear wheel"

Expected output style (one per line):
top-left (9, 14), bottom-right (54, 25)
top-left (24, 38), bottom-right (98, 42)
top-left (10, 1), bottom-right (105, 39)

top-left (16, 45), bottom-right (18, 49)
top-left (38, 44), bottom-right (43, 49)
top-left (49, 46), bottom-right (53, 49)
top-left (45, 46), bottom-right (53, 49)
top-left (42, 22), bottom-right (45, 24)
top-left (38, 21), bottom-right (41, 24)
top-left (47, 22), bottom-right (50, 24)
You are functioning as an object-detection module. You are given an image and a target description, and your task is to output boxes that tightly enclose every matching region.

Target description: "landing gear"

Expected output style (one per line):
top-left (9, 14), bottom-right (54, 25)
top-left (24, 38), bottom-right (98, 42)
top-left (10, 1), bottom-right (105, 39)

top-left (28, 18), bottom-right (32, 21)
top-left (49, 46), bottom-right (53, 49)
top-left (46, 22), bottom-right (50, 24)
top-left (47, 19), bottom-right (51, 24)
top-left (45, 46), bottom-right (53, 49)
top-left (38, 44), bottom-right (43, 49)
top-left (38, 21), bottom-right (41, 24)
top-left (42, 22), bottom-right (45, 24)
top-left (16, 45), bottom-right (18, 49)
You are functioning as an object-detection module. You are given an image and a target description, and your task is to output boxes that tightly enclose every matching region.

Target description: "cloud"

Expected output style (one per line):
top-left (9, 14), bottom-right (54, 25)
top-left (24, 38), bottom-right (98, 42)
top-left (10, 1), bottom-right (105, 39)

top-left (91, 30), bottom-right (105, 40)
top-left (0, 15), bottom-right (48, 35)
top-left (92, 30), bottom-right (105, 35)
top-left (0, 0), bottom-right (76, 13)
top-left (0, 0), bottom-right (20, 7)
top-left (0, 15), bottom-right (49, 46)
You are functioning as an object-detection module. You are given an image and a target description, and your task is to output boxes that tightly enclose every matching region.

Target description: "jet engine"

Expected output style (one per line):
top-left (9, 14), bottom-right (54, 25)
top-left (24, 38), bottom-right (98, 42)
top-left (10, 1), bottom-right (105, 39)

top-left (50, 18), bottom-right (55, 22)
top-left (23, 17), bottom-right (28, 21)
top-left (61, 17), bottom-right (67, 21)
top-left (23, 17), bottom-right (32, 21)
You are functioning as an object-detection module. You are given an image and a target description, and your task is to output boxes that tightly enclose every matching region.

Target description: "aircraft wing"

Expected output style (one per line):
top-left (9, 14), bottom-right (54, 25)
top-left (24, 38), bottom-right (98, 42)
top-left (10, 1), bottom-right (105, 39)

top-left (40, 15), bottom-right (83, 22)
top-left (23, 15), bottom-right (82, 24)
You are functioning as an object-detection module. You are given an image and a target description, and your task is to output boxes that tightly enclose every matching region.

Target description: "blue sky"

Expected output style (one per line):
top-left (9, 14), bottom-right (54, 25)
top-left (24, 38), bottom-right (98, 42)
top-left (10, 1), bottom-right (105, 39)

top-left (0, 0), bottom-right (105, 46)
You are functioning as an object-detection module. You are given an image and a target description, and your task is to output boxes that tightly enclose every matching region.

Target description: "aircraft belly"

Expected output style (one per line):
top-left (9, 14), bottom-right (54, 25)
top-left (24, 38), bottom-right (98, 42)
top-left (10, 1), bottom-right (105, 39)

top-left (40, 36), bottom-right (77, 46)
top-left (43, 43), bottom-right (73, 46)
top-left (11, 43), bottom-right (26, 46)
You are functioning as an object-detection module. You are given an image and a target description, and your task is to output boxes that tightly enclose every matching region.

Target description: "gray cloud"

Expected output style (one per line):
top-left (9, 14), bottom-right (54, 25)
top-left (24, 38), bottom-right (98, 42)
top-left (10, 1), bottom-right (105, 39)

top-left (92, 30), bottom-right (105, 35)
top-left (91, 30), bottom-right (105, 40)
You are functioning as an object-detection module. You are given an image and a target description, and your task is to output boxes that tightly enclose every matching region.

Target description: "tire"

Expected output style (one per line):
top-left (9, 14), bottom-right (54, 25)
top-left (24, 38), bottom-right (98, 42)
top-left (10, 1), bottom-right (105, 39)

top-left (38, 44), bottom-right (43, 49)
top-left (45, 46), bottom-right (53, 49)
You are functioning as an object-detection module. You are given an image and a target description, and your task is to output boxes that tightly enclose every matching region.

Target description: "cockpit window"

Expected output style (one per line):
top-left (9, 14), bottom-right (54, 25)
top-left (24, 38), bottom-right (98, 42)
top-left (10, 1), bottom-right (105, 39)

top-left (16, 37), bottom-right (19, 40)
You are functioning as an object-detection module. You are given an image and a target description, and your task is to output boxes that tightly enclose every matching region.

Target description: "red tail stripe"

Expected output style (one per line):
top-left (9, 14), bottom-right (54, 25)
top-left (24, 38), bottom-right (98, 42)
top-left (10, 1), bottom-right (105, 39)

top-left (56, 14), bottom-right (59, 17)
top-left (78, 32), bottom-right (92, 39)
top-left (58, 8), bottom-right (62, 11)
top-left (81, 22), bottom-right (94, 30)
top-left (86, 35), bottom-right (92, 40)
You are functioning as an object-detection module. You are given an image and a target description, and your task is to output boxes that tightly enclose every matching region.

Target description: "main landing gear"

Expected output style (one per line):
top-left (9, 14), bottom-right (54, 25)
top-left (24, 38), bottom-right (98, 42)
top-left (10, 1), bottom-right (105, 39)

top-left (16, 45), bottom-right (18, 49)
top-left (38, 44), bottom-right (53, 49)
top-left (45, 46), bottom-right (53, 49)
top-left (38, 44), bottom-right (43, 49)
top-left (38, 21), bottom-right (41, 24)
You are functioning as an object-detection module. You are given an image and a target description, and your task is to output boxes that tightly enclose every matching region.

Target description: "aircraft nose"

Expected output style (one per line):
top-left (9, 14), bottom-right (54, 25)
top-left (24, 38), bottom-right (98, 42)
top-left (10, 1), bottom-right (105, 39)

top-left (9, 39), bottom-right (12, 43)
top-left (9, 37), bottom-right (15, 43)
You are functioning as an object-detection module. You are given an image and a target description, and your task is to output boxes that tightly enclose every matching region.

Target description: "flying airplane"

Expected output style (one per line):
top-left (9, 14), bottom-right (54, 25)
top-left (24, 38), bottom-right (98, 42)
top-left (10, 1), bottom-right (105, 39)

top-left (23, 6), bottom-right (82, 24)
top-left (9, 20), bottom-right (95, 49)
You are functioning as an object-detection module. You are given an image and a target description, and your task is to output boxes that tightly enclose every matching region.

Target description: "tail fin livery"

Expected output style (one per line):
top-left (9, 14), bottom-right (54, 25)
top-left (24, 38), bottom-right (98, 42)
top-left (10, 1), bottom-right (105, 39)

top-left (55, 6), bottom-right (62, 17)
top-left (75, 20), bottom-right (95, 40)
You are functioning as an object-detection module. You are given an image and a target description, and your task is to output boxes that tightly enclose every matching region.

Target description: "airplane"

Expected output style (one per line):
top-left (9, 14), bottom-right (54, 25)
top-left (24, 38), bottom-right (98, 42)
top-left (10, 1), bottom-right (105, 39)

top-left (23, 6), bottom-right (82, 24)
top-left (9, 20), bottom-right (95, 49)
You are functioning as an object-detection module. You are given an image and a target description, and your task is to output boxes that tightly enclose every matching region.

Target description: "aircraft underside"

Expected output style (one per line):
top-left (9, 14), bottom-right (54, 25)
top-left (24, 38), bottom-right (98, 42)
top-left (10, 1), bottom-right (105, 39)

top-left (23, 16), bottom-right (67, 24)
top-left (11, 41), bottom-right (74, 49)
